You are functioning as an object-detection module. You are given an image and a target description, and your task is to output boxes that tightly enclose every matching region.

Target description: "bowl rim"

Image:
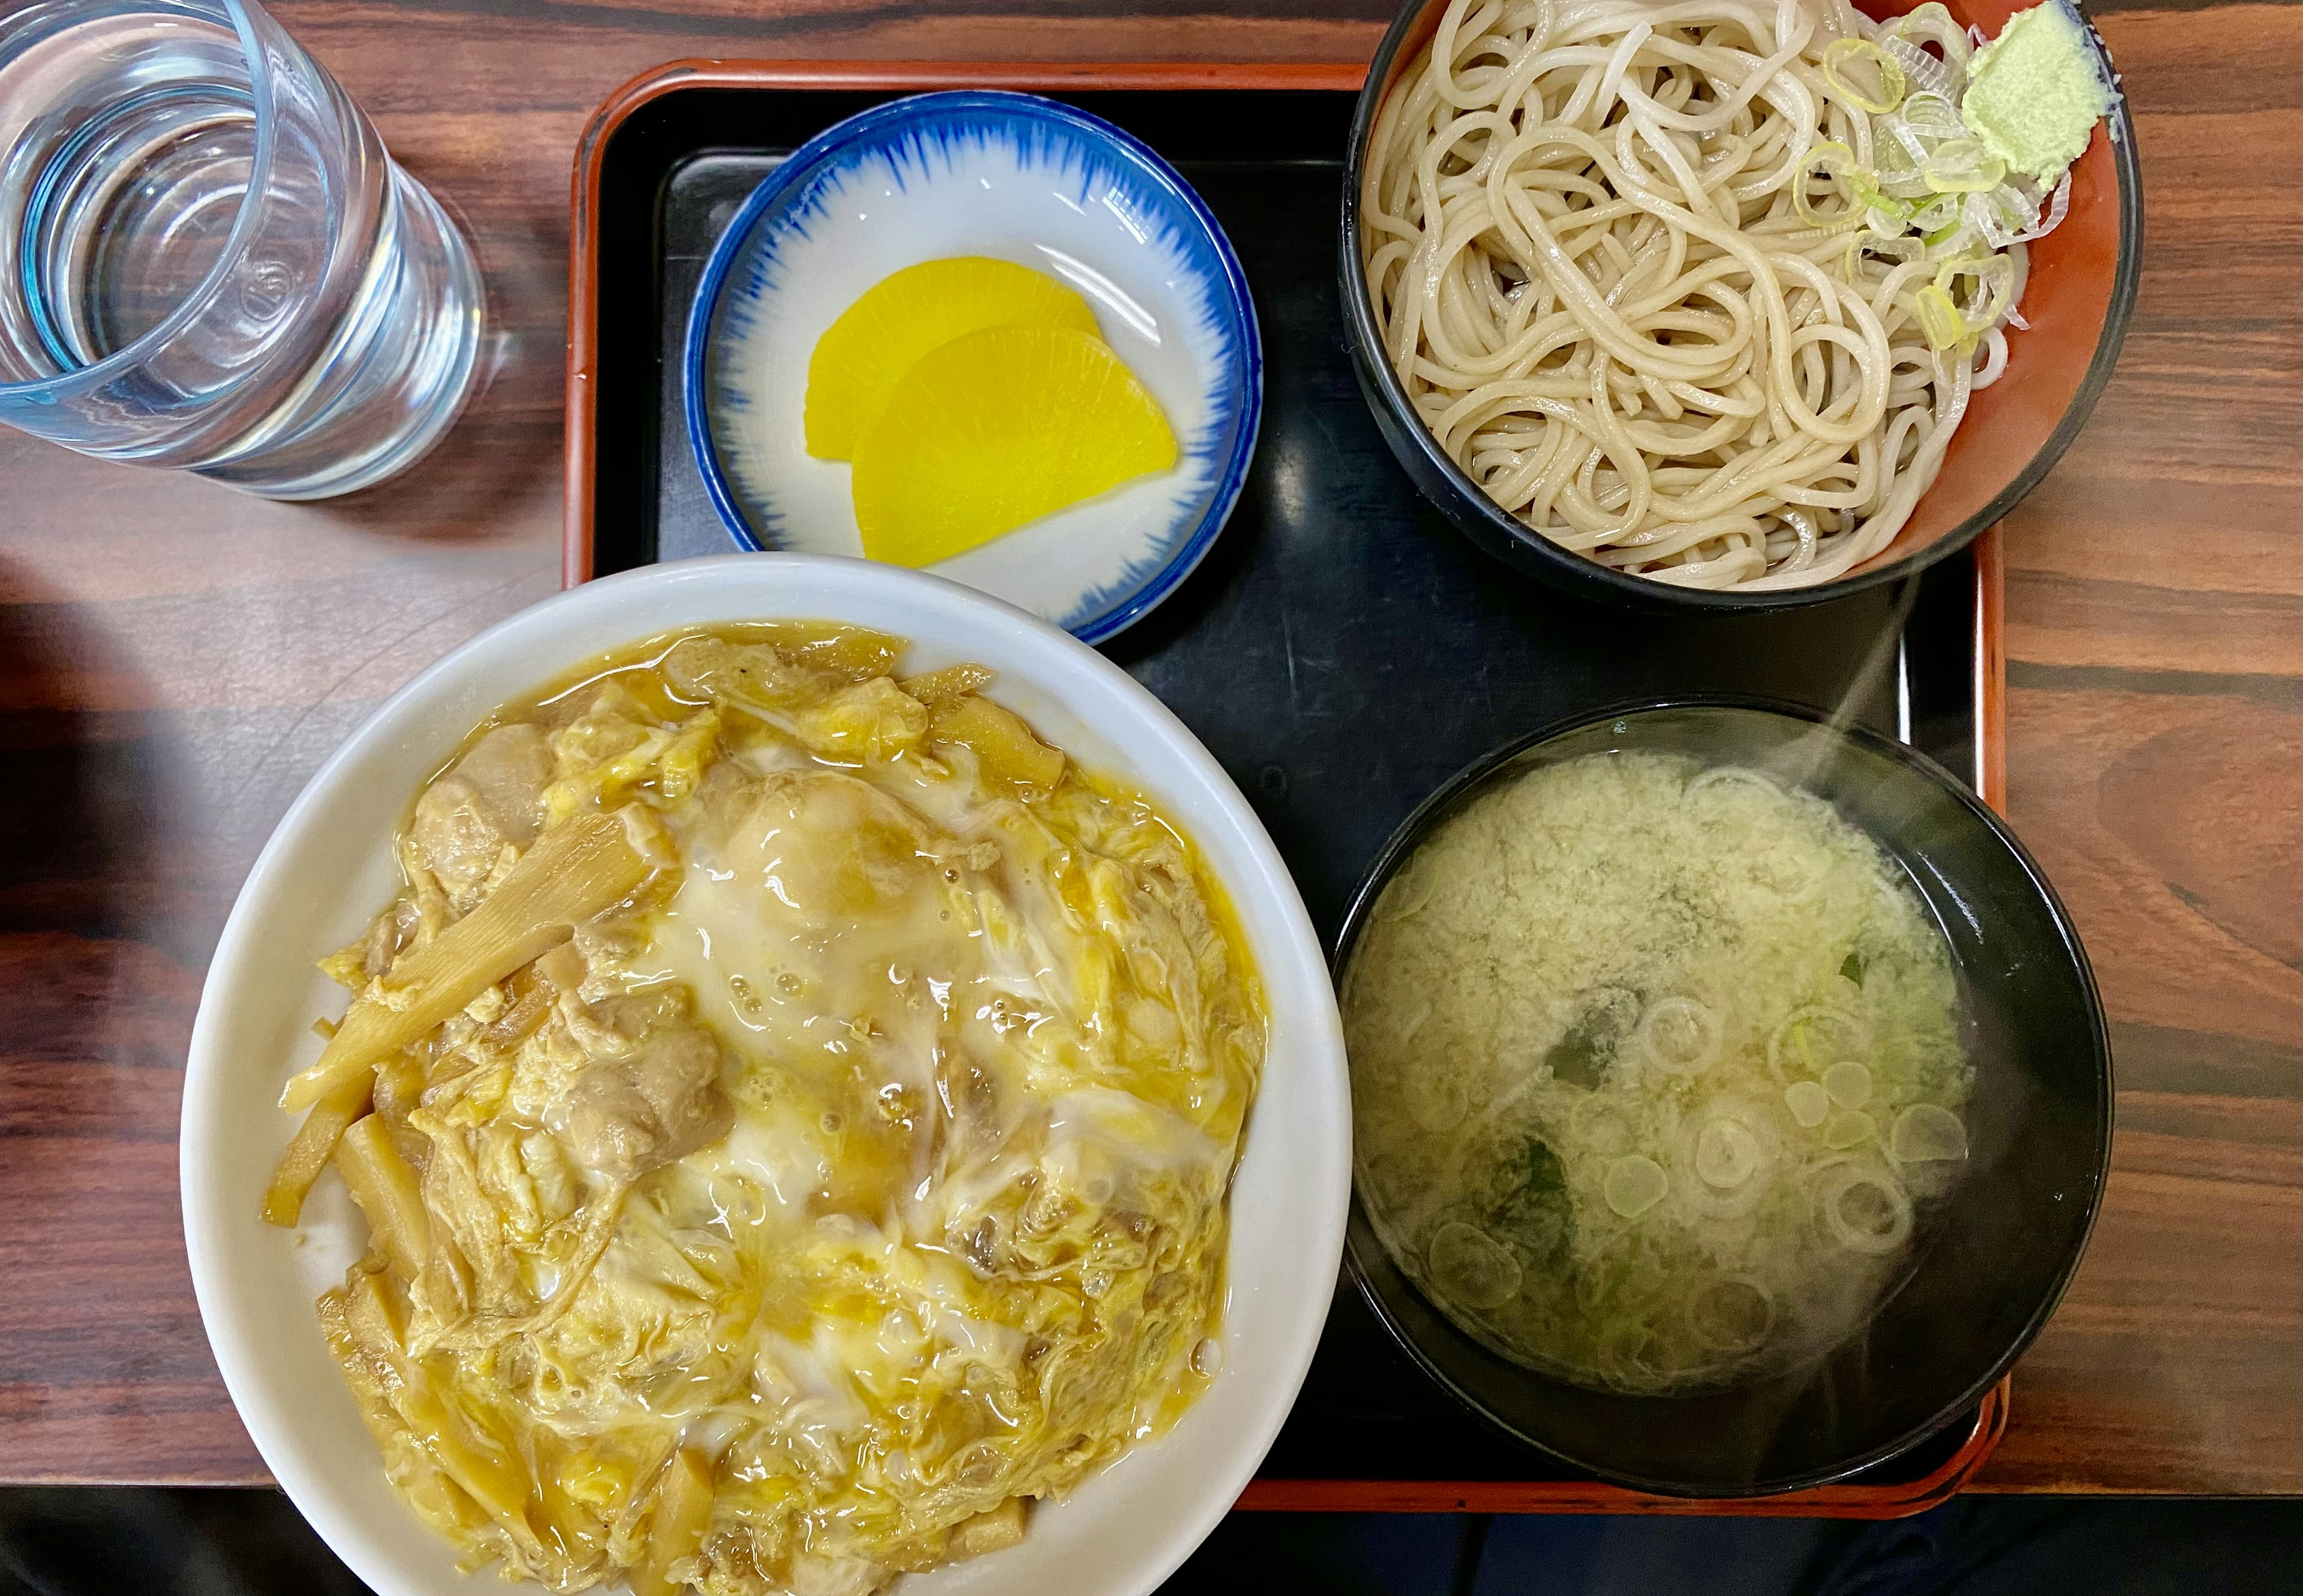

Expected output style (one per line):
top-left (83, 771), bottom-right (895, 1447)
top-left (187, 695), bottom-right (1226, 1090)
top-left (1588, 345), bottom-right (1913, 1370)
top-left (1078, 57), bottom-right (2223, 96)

top-left (1336, 0), bottom-right (2145, 613)
top-left (179, 551), bottom-right (1347, 1596)
top-left (681, 88), bottom-right (1264, 645)
top-left (1330, 693), bottom-right (2114, 1495)
top-left (0, 0), bottom-right (276, 401)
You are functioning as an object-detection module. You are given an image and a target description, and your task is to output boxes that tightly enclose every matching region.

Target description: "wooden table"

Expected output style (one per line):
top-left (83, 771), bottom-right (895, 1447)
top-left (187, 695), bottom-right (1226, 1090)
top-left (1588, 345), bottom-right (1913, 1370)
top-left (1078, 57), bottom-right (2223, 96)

top-left (0, 0), bottom-right (2295, 1498)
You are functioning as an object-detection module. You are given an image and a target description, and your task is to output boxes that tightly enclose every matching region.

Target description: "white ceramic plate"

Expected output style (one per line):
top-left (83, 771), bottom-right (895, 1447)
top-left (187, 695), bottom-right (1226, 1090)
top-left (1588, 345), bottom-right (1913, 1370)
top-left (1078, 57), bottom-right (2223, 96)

top-left (687, 92), bottom-right (1262, 645)
top-left (181, 554), bottom-right (1349, 1596)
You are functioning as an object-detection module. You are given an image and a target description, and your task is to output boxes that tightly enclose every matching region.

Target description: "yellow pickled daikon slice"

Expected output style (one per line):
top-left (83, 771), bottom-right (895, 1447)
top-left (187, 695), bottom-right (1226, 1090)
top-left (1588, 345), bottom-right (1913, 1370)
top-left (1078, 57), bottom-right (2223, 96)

top-left (804, 257), bottom-right (1101, 458)
top-left (852, 325), bottom-right (1177, 569)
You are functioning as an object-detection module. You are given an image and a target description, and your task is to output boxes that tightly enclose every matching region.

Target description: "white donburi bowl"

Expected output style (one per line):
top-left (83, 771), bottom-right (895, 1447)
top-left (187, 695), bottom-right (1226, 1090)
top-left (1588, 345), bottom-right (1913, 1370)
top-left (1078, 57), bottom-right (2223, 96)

top-left (182, 553), bottom-right (1349, 1596)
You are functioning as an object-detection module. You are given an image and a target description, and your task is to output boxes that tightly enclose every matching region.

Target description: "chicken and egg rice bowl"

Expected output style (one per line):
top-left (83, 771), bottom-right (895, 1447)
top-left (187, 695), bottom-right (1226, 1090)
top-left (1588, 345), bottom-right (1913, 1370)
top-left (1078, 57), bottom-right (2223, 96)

top-left (264, 621), bottom-right (1267, 1596)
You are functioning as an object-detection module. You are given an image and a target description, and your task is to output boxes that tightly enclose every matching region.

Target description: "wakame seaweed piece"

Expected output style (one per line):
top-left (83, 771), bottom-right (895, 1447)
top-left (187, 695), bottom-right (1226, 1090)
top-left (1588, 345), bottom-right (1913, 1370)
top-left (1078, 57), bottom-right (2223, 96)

top-left (1547, 1032), bottom-right (1608, 1090)
top-left (1545, 990), bottom-right (1641, 1090)
top-left (1524, 1138), bottom-right (1567, 1194)
top-left (1841, 950), bottom-right (1868, 985)
top-left (1495, 1138), bottom-right (1573, 1261)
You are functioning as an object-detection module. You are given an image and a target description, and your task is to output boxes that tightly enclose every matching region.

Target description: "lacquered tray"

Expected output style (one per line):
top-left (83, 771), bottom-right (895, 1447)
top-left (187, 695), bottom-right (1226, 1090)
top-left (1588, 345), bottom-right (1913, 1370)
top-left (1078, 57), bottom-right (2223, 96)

top-left (565, 59), bottom-right (2012, 1516)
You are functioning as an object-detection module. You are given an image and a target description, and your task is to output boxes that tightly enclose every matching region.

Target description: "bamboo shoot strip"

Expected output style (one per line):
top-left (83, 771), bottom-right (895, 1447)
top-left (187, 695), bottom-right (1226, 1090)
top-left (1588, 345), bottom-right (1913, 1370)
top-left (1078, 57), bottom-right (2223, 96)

top-left (632, 1450), bottom-right (715, 1596)
top-left (335, 1114), bottom-right (432, 1281)
top-left (280, 808), bottom-right (653, 1112)
top-left (261, 1070), bottom-right (373, 1227)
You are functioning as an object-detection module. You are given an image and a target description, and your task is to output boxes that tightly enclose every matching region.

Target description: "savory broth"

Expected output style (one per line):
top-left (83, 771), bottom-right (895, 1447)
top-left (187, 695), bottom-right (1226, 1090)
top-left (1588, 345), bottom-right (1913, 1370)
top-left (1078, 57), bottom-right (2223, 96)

top-left (1345, 751), bottom-right (1970, 1394)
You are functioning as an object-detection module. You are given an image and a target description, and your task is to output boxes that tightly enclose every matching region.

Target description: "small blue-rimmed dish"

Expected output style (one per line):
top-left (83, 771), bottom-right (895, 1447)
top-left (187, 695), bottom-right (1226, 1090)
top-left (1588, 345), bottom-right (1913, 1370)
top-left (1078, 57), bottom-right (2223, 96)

top-left (686, 91), bottom-right (1262, 645)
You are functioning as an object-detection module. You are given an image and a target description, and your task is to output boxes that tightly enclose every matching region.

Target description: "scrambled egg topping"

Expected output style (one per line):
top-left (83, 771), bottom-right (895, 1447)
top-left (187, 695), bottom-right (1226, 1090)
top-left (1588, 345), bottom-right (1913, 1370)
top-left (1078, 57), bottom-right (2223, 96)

top-left (272, 624), bottom-right (1265, 1596)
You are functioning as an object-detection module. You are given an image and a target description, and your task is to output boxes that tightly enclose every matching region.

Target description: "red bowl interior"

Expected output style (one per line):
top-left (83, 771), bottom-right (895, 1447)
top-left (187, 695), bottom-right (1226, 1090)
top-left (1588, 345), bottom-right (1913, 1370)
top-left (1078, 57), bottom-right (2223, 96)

top-left (1366, 0), bottom-right (2131, 586)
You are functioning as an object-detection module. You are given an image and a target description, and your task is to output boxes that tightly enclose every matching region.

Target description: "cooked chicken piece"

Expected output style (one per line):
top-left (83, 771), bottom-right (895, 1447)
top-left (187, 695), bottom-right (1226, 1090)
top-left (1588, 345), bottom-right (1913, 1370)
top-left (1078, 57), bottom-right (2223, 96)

top-left (412, 725), bottom-right (555, 909)
top-left (661, 635), bottom-right (807, 707)
top-left (453, 723), bottom-right (552, 844)
top-left (946, 1499), bottom-right (1027, 1561)
top-left (561, 1029), bottom-right (732, 1182)
top-left (412, 777), bottom-right (506, 907)
top-left (777, 1552), bottom-right (886, 1596)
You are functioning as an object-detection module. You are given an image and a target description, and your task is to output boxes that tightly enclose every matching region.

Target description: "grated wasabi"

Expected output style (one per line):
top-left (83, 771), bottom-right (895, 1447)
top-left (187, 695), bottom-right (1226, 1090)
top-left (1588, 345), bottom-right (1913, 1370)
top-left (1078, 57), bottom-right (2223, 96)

top-left (1961, 2), bottom-right (2117, 184)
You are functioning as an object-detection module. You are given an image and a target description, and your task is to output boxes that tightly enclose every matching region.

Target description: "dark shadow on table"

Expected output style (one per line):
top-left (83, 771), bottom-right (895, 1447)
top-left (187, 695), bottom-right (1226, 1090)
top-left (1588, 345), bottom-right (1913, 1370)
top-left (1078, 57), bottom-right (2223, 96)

top-left (0, 564), bottom-right (236, 1479)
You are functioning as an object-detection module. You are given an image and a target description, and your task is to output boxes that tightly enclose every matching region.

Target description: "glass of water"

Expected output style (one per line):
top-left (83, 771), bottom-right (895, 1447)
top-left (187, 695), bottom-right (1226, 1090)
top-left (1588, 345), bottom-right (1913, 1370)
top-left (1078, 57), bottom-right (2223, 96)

top-left (0, 0), bottom-right (482, 499)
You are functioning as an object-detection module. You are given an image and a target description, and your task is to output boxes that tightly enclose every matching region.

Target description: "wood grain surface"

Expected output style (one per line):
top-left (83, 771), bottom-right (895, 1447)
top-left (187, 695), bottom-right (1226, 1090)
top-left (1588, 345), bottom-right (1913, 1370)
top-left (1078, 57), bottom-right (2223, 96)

top-left (0, 0), bottom-right (2295, 1496)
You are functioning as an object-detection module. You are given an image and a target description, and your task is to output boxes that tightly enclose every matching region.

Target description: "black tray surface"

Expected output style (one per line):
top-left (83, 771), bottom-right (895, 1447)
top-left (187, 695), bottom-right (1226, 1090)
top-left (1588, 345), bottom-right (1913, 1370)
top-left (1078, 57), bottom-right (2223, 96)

top-left (585, 82), bottom-right (1988, 1490)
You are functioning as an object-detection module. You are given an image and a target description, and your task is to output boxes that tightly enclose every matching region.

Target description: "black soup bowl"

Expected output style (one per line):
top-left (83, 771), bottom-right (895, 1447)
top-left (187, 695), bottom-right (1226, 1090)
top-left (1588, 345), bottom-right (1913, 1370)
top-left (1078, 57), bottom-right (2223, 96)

top-left (1335, 701), bottom-right (2112, 1495)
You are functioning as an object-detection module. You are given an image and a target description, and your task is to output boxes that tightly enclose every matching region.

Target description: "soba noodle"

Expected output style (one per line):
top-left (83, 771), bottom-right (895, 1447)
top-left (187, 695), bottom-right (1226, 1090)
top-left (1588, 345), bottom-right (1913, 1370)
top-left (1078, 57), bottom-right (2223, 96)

top-left (1360, 0), bottom-right (2037, 590)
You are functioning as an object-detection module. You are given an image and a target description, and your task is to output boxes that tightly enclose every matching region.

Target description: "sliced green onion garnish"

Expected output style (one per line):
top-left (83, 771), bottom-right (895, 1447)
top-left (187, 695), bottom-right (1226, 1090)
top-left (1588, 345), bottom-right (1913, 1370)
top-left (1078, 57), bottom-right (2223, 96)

top-left (1914, 284), bottom-right (1966, 350)
top-left (1936, 253), bottom-right (2017, 334)
top-left (1922, 137), bottom-right (2009, 193)
top-left (1821, 37), bottom-right (1909, 115)
top-left (1790, 140), bottom-right (1866, 231)
top-left (1846, 168), bottom-right (1914, 223)
top-left (1912, 193), bottom-right (1965, 239)
top-left (1881, 1), bottom-right (1973, 73)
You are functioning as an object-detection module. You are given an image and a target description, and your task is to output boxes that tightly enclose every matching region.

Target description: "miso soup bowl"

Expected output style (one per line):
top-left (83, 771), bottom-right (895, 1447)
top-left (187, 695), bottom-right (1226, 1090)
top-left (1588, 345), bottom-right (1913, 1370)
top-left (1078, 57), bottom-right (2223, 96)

top-left (1335, 700), bottom-right (2112, 1495)
top-left (182, 552), bottom-right (1350, 1596)
top-left (1340, 0), bottom-right (2143, 612)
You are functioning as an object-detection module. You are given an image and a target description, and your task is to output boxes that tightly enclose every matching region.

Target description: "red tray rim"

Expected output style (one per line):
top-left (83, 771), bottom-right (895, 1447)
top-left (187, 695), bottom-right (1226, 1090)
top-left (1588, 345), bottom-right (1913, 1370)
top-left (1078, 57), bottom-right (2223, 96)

top-left (560, 56), bottom-right (2013, 1518)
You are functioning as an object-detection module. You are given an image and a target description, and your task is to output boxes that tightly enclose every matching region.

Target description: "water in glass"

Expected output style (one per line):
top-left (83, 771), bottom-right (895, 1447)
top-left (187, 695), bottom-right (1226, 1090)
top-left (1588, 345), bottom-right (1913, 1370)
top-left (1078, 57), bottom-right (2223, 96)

top-left (0, 0), bottom-right (482, 498)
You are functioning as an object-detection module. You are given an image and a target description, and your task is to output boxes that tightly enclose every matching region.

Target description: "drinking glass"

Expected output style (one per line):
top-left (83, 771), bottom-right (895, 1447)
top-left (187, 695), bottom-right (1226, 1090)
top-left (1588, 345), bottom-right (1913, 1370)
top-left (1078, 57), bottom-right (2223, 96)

top-left (0, 0), bottom-right (483, 499)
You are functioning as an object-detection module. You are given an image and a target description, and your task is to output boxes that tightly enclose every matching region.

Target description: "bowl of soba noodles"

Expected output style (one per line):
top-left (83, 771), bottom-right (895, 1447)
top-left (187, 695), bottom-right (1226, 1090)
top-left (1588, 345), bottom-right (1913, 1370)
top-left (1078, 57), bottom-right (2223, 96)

top-left (1342, 0), bottom-right (2141, 607)
top-left (1334, 699), bottom-right (2112, 1493)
